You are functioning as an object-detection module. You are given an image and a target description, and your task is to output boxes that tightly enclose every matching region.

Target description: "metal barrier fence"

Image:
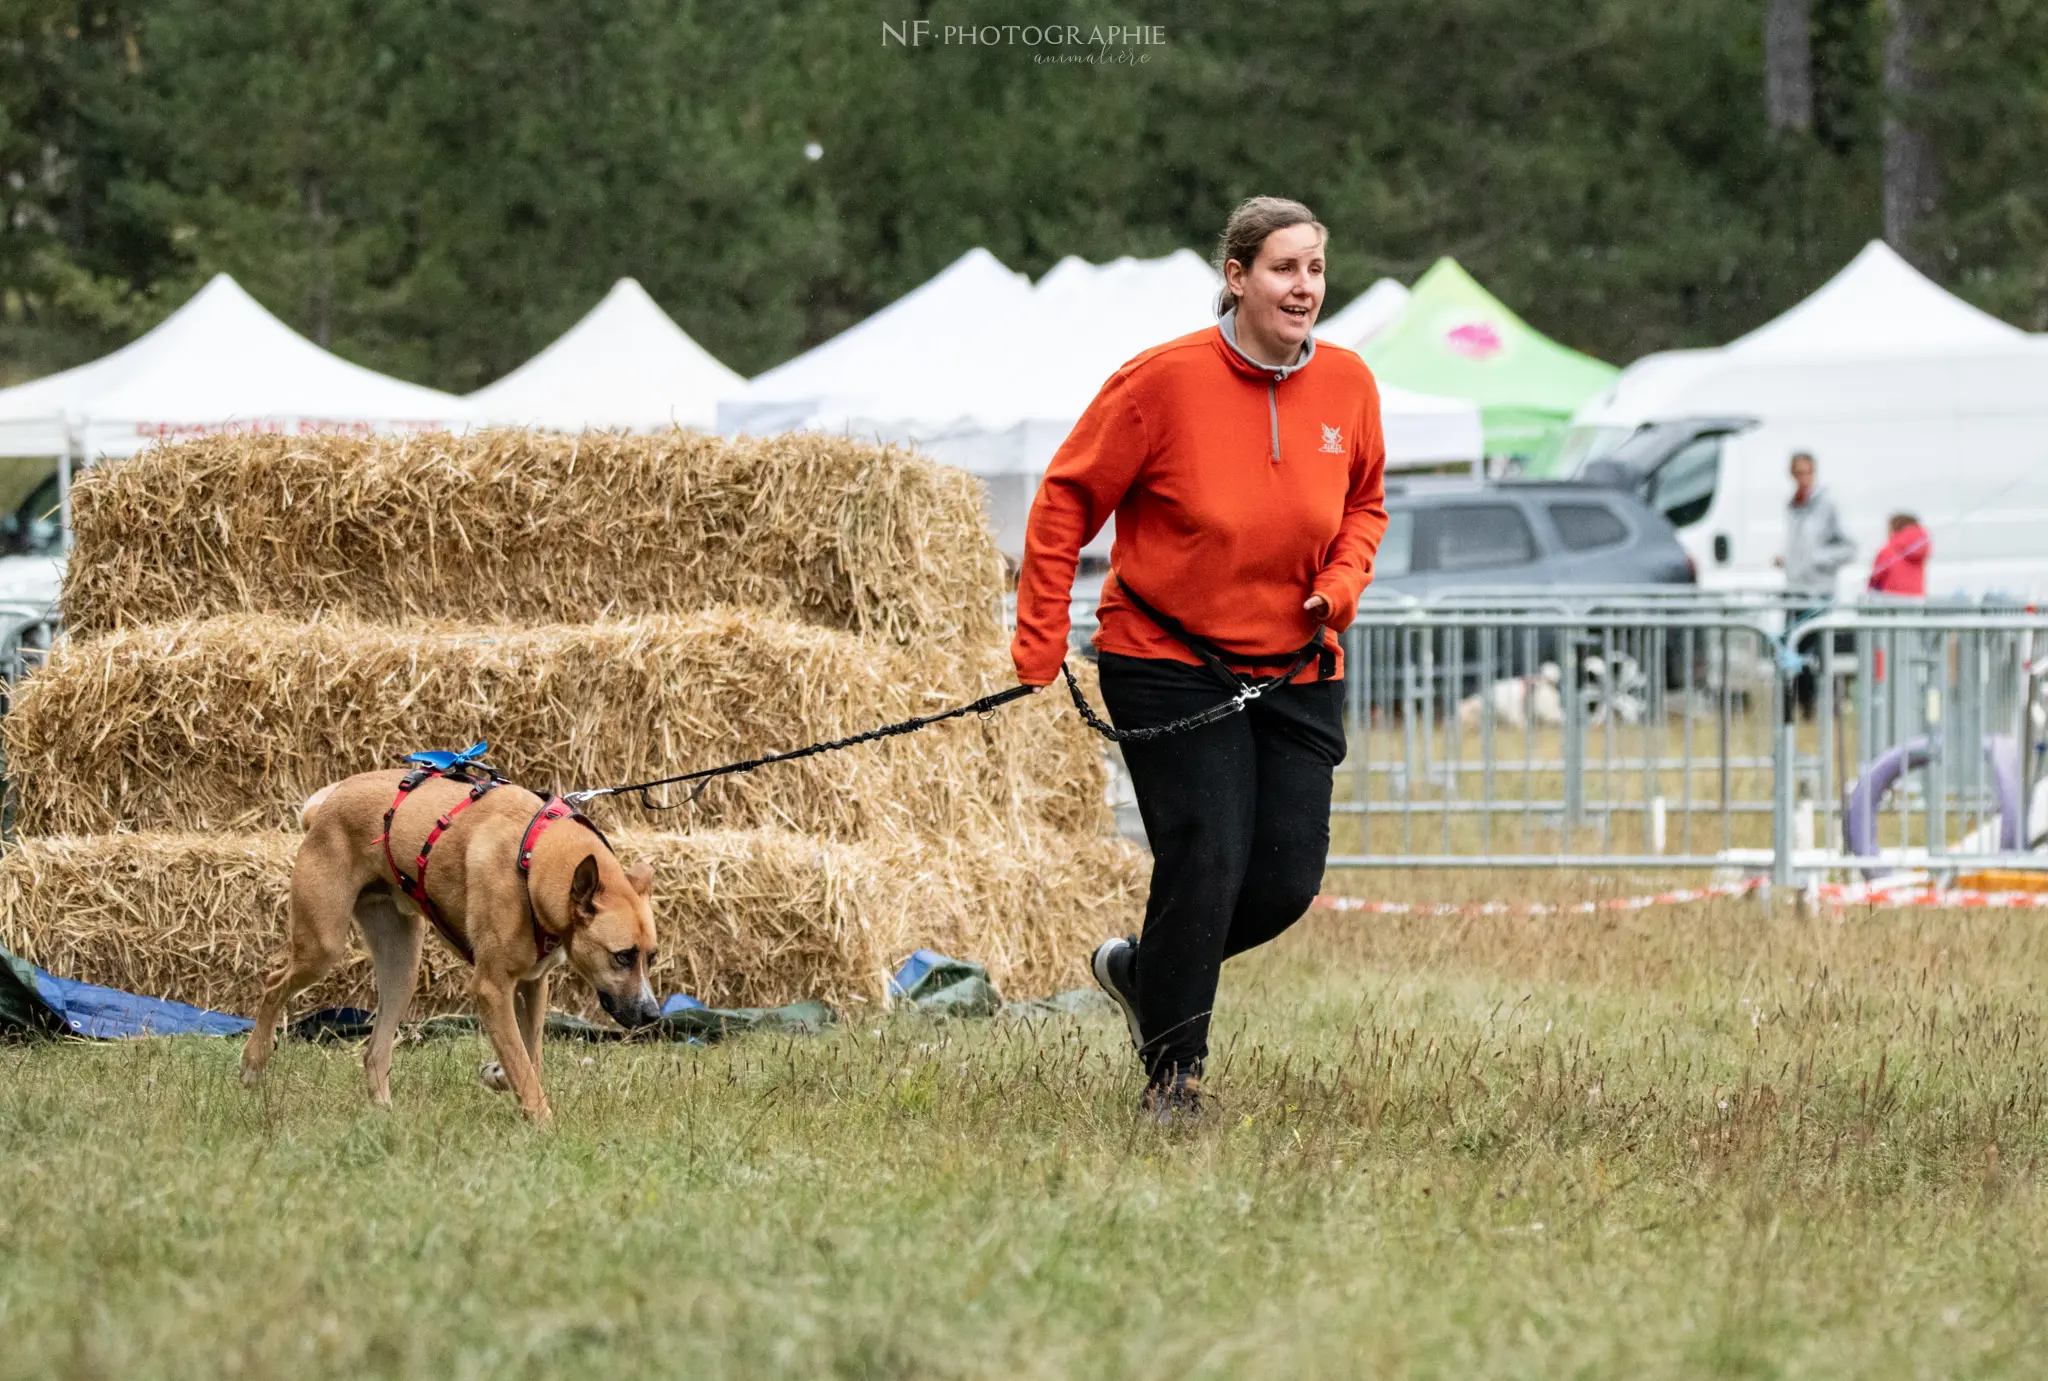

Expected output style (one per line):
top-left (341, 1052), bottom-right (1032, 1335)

top-left (0, 604), bottom-right (57, 685)
top-left (1059, 585), bottom-right (2048, 884)
top-left (0, 603), bottom-right (60, 841)
top-left (1332, 593), bottom-right (2048, 882)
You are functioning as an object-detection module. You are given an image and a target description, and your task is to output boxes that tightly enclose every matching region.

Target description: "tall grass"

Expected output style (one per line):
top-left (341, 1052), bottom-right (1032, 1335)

top-left (4, 894), bottom-right (2047, 1379)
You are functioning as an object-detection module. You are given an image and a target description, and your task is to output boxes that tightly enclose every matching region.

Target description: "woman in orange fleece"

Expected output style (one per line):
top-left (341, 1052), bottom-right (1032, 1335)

top-left (1011, 197), bottom-right (1388, 1121)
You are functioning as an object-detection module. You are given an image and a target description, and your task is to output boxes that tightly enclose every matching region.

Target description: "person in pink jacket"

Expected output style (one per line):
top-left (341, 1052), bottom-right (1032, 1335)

top-left (1867, 513), bottom-right (1930, 597)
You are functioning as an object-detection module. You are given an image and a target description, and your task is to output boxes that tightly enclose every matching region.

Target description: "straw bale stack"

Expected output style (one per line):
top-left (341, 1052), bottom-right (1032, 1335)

top-left (0, 828), bottom-right (1147, 1016)
top-left (62, 430), bottom-right (1003, 645)
top-left (3, 610), bottom-right (1106, 840)
top-left (5, 428), bottom-right (1142, 1021)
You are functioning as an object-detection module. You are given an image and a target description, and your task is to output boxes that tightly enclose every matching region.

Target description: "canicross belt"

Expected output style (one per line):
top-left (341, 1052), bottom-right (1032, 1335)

top-left (1052, 580), bottom-right (1337, 744)
top-left (1116, 578), bottom-right (1337, 686)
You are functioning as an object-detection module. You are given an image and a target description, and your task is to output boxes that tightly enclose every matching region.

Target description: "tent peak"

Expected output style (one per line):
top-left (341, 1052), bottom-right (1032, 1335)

top-left (1730, 238), bottom-right (2023, 356)
top-left (464, 276), bottom-right (741, 430)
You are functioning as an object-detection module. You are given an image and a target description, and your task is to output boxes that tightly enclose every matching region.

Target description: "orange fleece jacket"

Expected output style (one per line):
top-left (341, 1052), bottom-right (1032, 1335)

top-left (1011, 322), bottom-right (1388, 686)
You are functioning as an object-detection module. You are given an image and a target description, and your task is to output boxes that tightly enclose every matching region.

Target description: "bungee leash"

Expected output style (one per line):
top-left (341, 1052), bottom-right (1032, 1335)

top-left (565, 582), bottom-right (1334, 808)
top-left (565, 682), bottom-right (1038, 812)
top-left (563, 651), bottom-right (1318, 814)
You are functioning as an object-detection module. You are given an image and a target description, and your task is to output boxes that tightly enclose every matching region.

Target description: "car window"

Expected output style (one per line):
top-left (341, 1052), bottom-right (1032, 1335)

top-left (1374, 509), bottom-right (1414, 576)
top-left (1549, 501), bottom-right (1629, 552)
top-left (1424, 503), bottom-right (1538, 572)
top-left (1554, 425), bottom-right (1631, 476)
top-left (1646, 436), bottom-right (1720, 528)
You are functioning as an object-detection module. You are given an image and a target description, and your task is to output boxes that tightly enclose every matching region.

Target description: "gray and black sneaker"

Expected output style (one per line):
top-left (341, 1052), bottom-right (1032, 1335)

top-left (1140, 1068), bottom-right (1204, 1126)
top-left (1090, 935), bottom-right (1142, 1053)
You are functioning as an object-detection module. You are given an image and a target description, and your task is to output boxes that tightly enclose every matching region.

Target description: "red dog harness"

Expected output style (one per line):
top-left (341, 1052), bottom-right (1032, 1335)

top-left (378, 766), bottom-right (613, 966)
top-left (516, 793), bottom-right (616, 962)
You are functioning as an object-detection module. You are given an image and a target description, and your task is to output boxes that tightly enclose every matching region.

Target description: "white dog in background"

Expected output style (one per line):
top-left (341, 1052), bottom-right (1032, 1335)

top-left (1581, 654), bottom-right (1649, 726)
top-left (1457, 655), bottom-right (1651, 730)
top-left (1459, 662), bottom-right (1565, 730)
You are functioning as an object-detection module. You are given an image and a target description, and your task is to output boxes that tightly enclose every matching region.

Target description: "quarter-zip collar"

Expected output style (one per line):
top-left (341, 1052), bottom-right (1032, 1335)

top-left (1217, 308), bottom-right (1314, 461)
top-left (1216, 307), bottom-right (1316, 382)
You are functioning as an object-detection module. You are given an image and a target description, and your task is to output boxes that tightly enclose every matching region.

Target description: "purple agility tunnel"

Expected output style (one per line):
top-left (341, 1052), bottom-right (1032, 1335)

top-left (1842, 734), bottom-right (2022, 878)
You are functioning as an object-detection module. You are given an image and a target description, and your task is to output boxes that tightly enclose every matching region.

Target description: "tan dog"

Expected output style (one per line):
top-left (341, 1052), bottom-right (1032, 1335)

top-left (239, 769), bottom-right (660, 1123)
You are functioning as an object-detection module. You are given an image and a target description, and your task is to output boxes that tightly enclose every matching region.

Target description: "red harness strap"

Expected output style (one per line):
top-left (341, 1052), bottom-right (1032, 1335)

top-left (378, 767), bottom-right (502, 964)
top-left (518, 795), bottom-right (616, 962)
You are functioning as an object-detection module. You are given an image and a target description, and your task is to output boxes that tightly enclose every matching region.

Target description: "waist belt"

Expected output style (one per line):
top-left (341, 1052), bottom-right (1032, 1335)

top-left (1117, 578), bottom-right (1337, 686)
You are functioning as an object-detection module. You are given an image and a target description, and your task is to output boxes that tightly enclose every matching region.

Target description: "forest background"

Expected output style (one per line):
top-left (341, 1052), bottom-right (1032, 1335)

top-left (2, 0), bottom-right (2041, 389)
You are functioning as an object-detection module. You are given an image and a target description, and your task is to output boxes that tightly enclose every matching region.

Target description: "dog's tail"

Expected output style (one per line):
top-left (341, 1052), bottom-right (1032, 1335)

top-left (298, 784), bottom-right (337, 828)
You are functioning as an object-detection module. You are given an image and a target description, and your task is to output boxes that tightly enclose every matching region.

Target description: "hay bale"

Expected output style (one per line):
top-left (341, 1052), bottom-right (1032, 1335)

top-left (63, 430), bottom-right (1003, 644)
top-left (4, 611), bottom-right (1107, 841)
top-left (0, 828), bottom-right (1147, 1017)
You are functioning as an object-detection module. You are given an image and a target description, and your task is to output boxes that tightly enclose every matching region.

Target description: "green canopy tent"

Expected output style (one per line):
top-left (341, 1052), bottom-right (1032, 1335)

top-left (1359, 258), bottom-right (1617, 472)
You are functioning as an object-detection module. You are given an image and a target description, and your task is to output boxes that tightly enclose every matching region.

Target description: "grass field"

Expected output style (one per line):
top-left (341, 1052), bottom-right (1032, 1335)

top-left (6, 887), bottom-right (2048, 1379)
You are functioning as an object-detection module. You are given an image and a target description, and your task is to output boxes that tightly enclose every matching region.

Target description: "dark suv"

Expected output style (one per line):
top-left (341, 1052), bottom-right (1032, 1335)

top-left (1367, 478), bottom-right (1695, 596)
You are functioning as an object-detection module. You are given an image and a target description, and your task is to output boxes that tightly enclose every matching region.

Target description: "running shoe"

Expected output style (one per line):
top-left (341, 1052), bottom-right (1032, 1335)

top-left (1090, 934), bottom-right (1142, 1053)
top-left (1139, 1068), bottom-right (1204, 1125)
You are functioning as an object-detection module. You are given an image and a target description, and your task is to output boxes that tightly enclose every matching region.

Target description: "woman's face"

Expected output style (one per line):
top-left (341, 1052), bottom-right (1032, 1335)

top-left (1227, 223), bottom-right (1326, 351)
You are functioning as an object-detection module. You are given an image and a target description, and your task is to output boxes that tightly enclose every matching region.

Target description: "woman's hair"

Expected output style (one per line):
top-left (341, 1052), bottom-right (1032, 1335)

top-left (1213, 196), bottom-right (1325, 317)
top-left (1889, 512), bottom-right (1921, 532)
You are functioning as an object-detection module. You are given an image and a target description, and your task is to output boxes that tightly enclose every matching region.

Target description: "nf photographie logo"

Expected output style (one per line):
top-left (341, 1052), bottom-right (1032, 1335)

top-left (882, 20), bottom-right (1167, 64)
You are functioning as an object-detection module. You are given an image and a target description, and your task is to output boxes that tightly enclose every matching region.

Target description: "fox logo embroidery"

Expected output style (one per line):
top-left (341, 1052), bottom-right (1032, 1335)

top-left (1319, 424), bottom-right (1345, 454)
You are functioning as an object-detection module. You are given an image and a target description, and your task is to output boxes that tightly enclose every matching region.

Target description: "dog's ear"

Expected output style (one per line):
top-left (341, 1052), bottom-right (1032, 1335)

top-left (625, 861), bottom-right (654, 898)
top-left (569, 854), bottom-right (601, 918)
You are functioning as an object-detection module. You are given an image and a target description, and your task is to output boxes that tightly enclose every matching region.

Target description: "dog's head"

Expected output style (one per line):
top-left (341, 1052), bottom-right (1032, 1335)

top-left (561, 853), bottom-right (662, 1030)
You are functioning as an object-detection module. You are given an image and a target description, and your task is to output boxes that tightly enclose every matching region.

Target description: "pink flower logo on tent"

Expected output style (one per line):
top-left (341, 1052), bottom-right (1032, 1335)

top-left (1444, 321), bottom-right (1504, 359)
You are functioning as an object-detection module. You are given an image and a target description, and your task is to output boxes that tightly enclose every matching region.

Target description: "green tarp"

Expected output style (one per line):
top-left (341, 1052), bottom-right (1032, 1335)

top-left (0, 941), bottom-right (65, 1037)
top-left (1359, 257), bottom-right (1618, 470)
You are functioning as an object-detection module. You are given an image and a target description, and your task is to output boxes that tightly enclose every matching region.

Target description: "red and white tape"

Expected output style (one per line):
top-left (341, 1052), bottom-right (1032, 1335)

top-left (1815, 880), bottom-right (2048, 909)
top-left (1311, 877), bottom-right (1764, 918)
top-left (1314, 876), bottom-right (2048, 916)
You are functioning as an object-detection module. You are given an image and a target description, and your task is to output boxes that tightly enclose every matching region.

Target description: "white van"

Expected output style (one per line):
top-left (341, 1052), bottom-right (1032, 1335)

top-left (1566, 345), bottom-right (2048, 599)
top-left (1556, 243), bottom-right (2048, 599)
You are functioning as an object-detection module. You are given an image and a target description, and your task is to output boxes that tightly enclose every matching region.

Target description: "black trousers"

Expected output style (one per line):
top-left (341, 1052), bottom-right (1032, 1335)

top-left (1098, 651), bottom-right (1347, 1083)
top-left (1790, 605), bottom-right (1850, 720)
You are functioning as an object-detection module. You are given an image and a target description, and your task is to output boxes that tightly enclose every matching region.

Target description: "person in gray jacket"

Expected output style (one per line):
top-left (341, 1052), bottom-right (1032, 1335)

top-left (1778, 452), bottom-right (1856, 594)
top-left (1776, 451), bottom-right (1855, 717)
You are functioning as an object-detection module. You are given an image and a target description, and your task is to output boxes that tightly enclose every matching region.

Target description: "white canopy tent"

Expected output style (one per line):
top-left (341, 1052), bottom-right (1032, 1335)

top-left (1626, 241), bottom-right (2048, 594)
top-left (0, 274), bottom-right (464, 548)
top-left (717, 247), bottom-right (1034, 439)
top-left (465, 278), bottom-right (742, 431)
top-left (1721, 240), bottom-right (2023, 357)
top-left (0, 274), bottom-right (462, 461)
top-left (1315, 278), bottom-right (1409, 349)
top-left (724, 248), bottom-right (1482, 555)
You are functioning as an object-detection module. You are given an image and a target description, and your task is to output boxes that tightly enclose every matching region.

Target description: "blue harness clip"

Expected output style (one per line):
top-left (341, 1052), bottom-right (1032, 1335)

top-left (403, 740), bottom-right (491, 772)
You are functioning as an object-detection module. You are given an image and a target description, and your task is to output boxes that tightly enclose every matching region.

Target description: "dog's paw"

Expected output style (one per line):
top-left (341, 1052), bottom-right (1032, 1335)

top-left (478, 1061), bottom-right (513, 1093)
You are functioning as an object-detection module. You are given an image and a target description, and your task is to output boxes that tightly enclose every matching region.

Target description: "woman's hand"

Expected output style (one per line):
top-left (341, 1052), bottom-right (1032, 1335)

top-left (1303, 593), bottom-right (1330, 620)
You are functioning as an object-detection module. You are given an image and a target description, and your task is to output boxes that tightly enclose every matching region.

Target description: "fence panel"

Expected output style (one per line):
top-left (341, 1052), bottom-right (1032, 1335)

top-left (1332, 594), bottom-right (2048, 881)
top-left (1333, 603), bottom-right (1781, 869)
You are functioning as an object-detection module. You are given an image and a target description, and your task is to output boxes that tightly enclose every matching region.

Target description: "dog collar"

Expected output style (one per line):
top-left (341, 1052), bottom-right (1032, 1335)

top-left (518, 795), bottom-right (617, 961)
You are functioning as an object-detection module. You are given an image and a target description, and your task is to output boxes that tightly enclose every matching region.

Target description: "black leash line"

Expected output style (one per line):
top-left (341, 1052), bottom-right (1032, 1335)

top-left (566, 682), bottom-right (1038, 812)
top-left (1056, 650), bottom-right (1318, 743)
top-left (565, 651), bottom-right (1322, 813)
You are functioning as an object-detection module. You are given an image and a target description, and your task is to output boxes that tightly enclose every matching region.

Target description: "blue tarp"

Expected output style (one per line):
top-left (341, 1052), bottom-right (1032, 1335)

top-left (30, 968), bottom-right (253, 1039)
top-left (3, 940), bottom-right (1096, 1042)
